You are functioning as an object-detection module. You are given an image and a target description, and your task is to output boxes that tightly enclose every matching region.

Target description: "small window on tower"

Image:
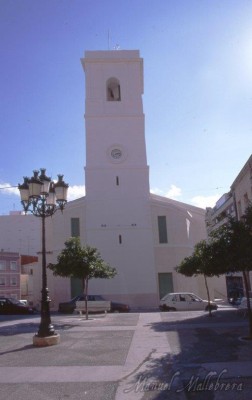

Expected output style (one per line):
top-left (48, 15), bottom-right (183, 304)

top-left (158, 216), bottom-right (168, 244)
top-left (116, 176), bottom-right (119, 186)
top-left (71, 218), bottom-right (80, 237)
top-left (107, 77), bottom-right (121, 101)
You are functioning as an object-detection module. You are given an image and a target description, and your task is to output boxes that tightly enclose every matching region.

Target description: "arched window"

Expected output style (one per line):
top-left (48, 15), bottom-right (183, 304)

top-left (106, 77), bottom-right (121, 101)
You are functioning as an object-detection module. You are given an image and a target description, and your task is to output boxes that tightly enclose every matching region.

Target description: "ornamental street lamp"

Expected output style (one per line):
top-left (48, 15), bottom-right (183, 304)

top-left (18, 169), bottom-right (68, 346)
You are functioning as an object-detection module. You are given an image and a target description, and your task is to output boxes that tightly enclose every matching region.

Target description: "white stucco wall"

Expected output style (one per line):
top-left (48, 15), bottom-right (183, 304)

top-left (0, 214), bottom-right (41, 255)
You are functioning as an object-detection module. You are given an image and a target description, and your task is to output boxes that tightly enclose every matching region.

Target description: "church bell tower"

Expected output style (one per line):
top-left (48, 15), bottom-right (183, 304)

top-left (81, 50), bottom-right (157, 308)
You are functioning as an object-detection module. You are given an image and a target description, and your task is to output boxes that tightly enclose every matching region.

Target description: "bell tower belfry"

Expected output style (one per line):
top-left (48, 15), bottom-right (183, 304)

top-left (81, 50), bottom-right (157, 308)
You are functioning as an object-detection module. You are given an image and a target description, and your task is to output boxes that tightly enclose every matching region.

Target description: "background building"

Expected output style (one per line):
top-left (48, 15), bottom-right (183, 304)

top-left (206, 154), bottom-right (252, 300)
top-left (0, 213), bottom-right (40, 256)
top-left (20, 255), bottom-right (39, 306)
top-left (0, 251), bottom-right (21, 299)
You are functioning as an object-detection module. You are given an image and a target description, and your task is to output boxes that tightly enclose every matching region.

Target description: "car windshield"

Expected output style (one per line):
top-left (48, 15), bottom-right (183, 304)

top-left (70, 296), bottom-right (82, 303)
top-left (69, 294), bottom-right (105, 302)
top-left (90, 295), bottom-right (105, 301)
top-left (190, 294), bottom-right (203, 302)
top-left (9, 298), bottom-right (24, 305)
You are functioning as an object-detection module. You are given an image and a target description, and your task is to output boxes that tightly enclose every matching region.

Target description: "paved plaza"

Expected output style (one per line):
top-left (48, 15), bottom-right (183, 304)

top-left (0, 307), bottom-right (251, 399)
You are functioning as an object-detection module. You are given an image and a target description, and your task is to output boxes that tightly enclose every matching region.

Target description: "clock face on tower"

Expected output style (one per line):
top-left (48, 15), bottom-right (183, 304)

top-left (111, 148), bottom-right (122, 159)
top-left (107, 145), bottom-right (127, 163)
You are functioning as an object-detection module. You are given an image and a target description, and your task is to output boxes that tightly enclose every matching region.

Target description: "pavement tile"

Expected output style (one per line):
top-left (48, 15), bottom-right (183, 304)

top-left (0, 330), bottom-right (134, 367)
top-left (0, 308), bottom-right (251, 400)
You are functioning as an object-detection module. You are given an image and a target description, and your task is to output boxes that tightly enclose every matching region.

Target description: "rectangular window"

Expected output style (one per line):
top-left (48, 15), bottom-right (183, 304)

top-left (10, 261), bottom-right (17, 271)
top-left (158, 273), bottom-right (173, 299)
top-left (71, 218), bottom-right (80, 237)
top-left (0, 277), bottom-right (6, 286)
top-left (10, 277), bottom-right (17, 286)
top-left (244, 193), bottom-right (249, 210)
top-left (158, 216), bottom-right (168, 243)
top-left (116, 176), bottom-right (119, 186)
top-left (237, 201), bottom-right (242, 219)
top-left (0, 261), bottom-right (6, 271)
top-left (119, 234), bottom-right (122, 244)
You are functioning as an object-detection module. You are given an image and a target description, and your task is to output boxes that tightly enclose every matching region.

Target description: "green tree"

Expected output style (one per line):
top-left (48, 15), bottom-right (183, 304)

top-left (48, 237), bottom-right (117, 319)
top-left (177, 203), bottom-right (252, 338)
top-left (212, 210), bottom-right (252, 338)
top-left (176, 240), bottom-right (225, 316)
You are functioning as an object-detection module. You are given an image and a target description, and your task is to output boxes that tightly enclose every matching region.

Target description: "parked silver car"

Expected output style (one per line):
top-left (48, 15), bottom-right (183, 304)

top-left (58, 294), bottom-right (130, 313)
top-left (159, 292), bottom-right (218, 312)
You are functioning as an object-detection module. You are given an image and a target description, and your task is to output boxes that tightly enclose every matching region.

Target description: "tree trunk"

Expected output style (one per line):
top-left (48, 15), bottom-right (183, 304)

top-left (204, 274), bottom-right (212, 317)
top-left (81, 277), bottom-right (86, 318)
top-left (85, 278), bottom-right (89, 320)
top-left (82, 277), bottom-right (85, 295)
top-left (242, 270), bottom-right (252, 339)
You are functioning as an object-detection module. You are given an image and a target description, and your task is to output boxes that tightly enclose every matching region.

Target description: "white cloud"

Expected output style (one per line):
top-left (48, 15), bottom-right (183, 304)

top-left (151, 185), bottom-right (221, 209)
top-left (165, 184), bottom-right (182, 199)
top-left (0, 183), bottom-right (19, 196)
top-left (150, 187), bottom-right (164, 196)
top-left (151, 184), bottom-right (182, 200)
top-left (190, 194), bottom-right (220, 209)
top-left (67, 185), bottom-right (85, 201)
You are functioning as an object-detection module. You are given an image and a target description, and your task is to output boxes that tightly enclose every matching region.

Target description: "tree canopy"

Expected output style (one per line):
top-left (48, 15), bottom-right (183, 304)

top-left (175, 240), bottom-right (223, 316)
top-left (176, 203), bottom-right (252, 336)
top-left (176, 239), bottom-right (228, 278)
top-left (48, 237), bottom-right (116, 282)
top-left (48, 237), bottom-right (117, 318)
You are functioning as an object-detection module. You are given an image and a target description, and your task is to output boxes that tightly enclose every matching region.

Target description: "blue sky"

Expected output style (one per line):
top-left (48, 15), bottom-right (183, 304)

top-left (1, 0), bottom-right (252, 214)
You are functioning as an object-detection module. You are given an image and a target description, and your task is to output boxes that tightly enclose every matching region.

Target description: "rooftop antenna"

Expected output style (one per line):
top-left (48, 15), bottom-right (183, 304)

top-left (107, 30), bottom-right (120, 50)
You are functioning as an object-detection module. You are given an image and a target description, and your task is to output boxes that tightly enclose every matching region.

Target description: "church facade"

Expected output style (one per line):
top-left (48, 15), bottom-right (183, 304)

top-left (0, 50), bottom-right (227, 308)
top-left (49, 50), bottom-right (224, 309)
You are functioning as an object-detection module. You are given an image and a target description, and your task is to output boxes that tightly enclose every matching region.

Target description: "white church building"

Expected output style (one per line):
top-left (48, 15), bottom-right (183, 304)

top-left (1, 50), bottom-right (226, 309)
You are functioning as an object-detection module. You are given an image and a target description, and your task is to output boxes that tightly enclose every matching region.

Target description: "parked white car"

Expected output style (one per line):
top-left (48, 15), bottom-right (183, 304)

top-left (159, 292), bottom-right (218, 312)
top-left (237, 297), bottom-right (252, 311)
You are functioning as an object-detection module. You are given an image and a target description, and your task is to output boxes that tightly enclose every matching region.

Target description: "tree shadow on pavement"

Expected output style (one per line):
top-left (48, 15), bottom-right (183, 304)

top-left (129, 309), bottom-right (249, 400)
top-left (0, 344), bottom-right (34, 356)
top-left (0, 321), bottom-right (82, 336)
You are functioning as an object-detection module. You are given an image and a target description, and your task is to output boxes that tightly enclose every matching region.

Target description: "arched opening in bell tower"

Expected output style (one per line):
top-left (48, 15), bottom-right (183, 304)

top-left (106, 77), bottom-right (121, 101)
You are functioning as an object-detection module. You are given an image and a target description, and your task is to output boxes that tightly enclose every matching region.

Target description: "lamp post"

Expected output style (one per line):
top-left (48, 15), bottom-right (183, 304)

top-left (18, 169), bottom-right (68, 346)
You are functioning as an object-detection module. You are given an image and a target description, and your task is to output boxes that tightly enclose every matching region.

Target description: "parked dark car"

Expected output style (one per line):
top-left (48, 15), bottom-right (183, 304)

top-left (58, 295), bottom-right (130, 313)
top-left (110, 301), bottom-right (130, 313)
top-left (0, 297), bottom-right (36, 315)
